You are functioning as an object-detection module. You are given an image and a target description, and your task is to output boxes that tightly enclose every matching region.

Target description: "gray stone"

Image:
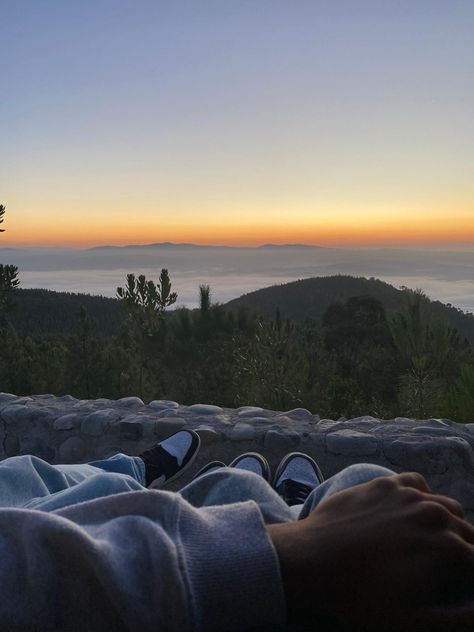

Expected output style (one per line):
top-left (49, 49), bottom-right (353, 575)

top-left (237, 406), bottom-right (265, 418)
top-left (148, 400), bottom-right (179, 410)
top-left (230, 423), bottom-right (257, 441)
top-left (465, 424), bottom-right (474, 435)
top-left (54, 413), bottom-right (83, 431)
top-left (156, 409), bottom-right (179, 418)
top-left (0, 404), bottom-right (54, 427)
top-left (264, 429), bottom-right (301, 452)
top-left (120, 414), bottom-right (147, 424)
top-left (195, 425), bottom-right (222, 443)
top-left (383, 436), bottom-right (474, 474)
top-left (117, 396), bottom-right (145, 408)
top-left (348, 416), bottom-right (380, 424)
top-left (81, 409), bottom-right (120, 436)
top-left (1, 404), bottom-right (30, 424)
top-left (10, 397), bottom-right (33, 405)
top-left (0, 393), bottom-right (18, 407)
top-left (4, 435), bottom-right (20, 457)
top-left (154, 418), bottom-right (187, 437)
top-left (284, 408), bottom-right (313, 420)
top-left (240, 416), bottom-right (273, 427)
top-left (94, 398), bottom-right (114, 406)
top-left (187, 404), bottom-right (223, 415)
top-left (56, 394), bottom-right (77, 403)
top-left (413, 426), bottom-right (459, 437)
top-left (20, 437), bottom-right (54, 461)
top-left (119, 420), bottom-right (143, 441)
top-left (327, 430), bottom-right (378, 456)
top-left (59, 437), bottom-right (86, 462)
top-left (422, 418), bottom-right (451, 428)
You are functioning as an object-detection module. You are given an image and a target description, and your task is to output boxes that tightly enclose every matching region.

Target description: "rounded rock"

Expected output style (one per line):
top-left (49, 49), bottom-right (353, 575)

top-left (117, 396), bottom-right (145, 408)
top-left (230, 423), bottom-right (257, 441)
top-left (264, 429), bottom-right (301, 453)
top-left (20, 437), bottom-right (55, 461)
top-left (54, 414), bottom-right (83, 431)
top-left (148, 400), bottom-right (180, 411)
top-left (195, 425), bottom-right (222, 443)
top-left (156, 409), bottom-right (179, 418)
top-left (4, 435), bottom-right (20, 457)
top-left (283, 408), bottom-right (313, 420)
top-left (327, 429), bottom-right (378, 456)
top-left (81, 409), bottom-right (120, 436)
top-left (237, 407), bottom-right (265, 418)
top-left (187, 404), bottom-right (224, 415)
top-left (1, 404), bottom-right (30, 425)
top-left (59, 437), bottom-right (87, 462)
top-left (154, 418), bottom-right (187, 437)
top-left (119, 420), bottom-right (143, 441)
top-left (0, 393), bottom-right (18, 407)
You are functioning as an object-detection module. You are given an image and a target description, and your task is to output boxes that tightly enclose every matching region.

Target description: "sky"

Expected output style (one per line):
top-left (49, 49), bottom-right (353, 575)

top-left (2, 1), bottom-right (474, 247)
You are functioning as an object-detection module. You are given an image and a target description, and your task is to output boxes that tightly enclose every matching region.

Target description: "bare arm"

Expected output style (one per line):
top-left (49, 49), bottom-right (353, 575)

top-left (267, 472), bottom-right (474, 632)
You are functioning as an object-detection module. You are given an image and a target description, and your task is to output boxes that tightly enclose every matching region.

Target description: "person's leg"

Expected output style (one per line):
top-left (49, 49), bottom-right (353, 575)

top-left (0, 454), bottom-right (145, 509)
top-left (182, 453), bottom-right (295, 524)
top-left (298, 463), bottom-right (395, 519)
top-left (182, 452), bottom-right (396, 524)
top-left (0, 429), bottom-right (200, 511)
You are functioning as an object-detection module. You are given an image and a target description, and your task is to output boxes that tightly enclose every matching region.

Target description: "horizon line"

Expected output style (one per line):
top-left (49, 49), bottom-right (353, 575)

top-left (3, 239), bottom-right (474, 251)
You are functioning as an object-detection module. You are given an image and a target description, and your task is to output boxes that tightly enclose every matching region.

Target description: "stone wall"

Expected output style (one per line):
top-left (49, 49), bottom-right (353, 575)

top-left (1, 392), bottom-right (474, 509)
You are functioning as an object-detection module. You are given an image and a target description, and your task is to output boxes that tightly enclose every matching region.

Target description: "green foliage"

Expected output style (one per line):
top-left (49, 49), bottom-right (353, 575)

top-left (389, 289), bottom-right (465, 418)
top-left (233, 314), bottom-right (305, 410)
top-left (116, 270), bottom-right (177, 399)
top-left (0, 265), bottom-right (20, 324)
top-left (1, 273), bottom-right (472, 422)
top-left (226, 275), bottom-right (474, 344)
top-left (116, 270), bottom-right (177, 335)
top-left (448, 365), bottom-right (474, 422)
top-left (65, 306), bottom-right (104, 398)
top-left (8, 289), bottom-right (124, 337)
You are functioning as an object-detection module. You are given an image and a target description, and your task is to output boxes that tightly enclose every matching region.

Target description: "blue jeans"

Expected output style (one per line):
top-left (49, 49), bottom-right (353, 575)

top-left (0, 453), bottom-right (394, 518)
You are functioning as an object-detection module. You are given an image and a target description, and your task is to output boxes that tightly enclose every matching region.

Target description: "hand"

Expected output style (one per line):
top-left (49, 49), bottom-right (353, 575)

top-left (267, 472), bottom-right (474, 631)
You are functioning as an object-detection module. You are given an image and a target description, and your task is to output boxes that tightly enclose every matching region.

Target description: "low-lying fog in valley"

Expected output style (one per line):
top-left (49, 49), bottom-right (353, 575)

top-left (1, 244), bottom-right (474, 312)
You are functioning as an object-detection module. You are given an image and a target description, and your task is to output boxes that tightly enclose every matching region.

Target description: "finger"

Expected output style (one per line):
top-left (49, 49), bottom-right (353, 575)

top-left (448, 517), bottom-right (474, 545)
top-left (396, 471), bottom-right (432, 493)
top-left (422, 493), bottom-right (465, 520)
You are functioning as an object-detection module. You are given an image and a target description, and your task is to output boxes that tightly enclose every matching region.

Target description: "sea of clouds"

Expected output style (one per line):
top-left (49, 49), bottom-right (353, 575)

top-left (1, 244), bottom-right (474, 312)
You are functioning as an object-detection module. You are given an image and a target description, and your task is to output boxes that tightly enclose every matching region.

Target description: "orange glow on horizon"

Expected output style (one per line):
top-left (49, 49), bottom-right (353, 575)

top-left (4, 219), bottom-right (474, 248)
top-left (3, 201), bottom-right (474, 248)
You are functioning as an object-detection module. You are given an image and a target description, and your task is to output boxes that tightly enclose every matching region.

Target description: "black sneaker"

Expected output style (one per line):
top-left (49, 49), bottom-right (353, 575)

top-left (229, 452), bottom-right (271, 482)
top-left (139, 430), bottom-right (201, 488)
top-left (192, 460), bottom-right (226, 480)
top-left (273, 452), bottom-right (324, 506)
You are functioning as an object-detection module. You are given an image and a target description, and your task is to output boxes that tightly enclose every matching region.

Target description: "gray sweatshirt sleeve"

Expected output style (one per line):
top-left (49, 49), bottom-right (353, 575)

top-left (0, 490), bottom-right (286, 631)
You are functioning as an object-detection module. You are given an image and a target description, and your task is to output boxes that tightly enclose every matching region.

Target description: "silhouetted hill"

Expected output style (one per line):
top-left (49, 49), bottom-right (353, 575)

top-left (9, 289), bottom-right (125, 337)
top-left (9, 276), bottom-right (474, 343)
top-left (225, 275), bottom-right (474, 343)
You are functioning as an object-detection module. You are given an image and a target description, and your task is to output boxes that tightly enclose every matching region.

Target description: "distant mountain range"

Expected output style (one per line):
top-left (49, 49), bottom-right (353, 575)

top-left (86, 242), bottom-right (328, 251)
top-left (9, 275), bottom-right (474, 342)
top-left (0, 242), bottom-right (329, 253)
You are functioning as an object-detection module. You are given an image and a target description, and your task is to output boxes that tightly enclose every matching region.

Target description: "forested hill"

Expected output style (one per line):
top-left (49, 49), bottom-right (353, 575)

top-left (10, 289), bottom-right (125, 337)
top-left (9, 276), bottom-right (474, 343)
top-left (225, 275), bottom-right (474, 343)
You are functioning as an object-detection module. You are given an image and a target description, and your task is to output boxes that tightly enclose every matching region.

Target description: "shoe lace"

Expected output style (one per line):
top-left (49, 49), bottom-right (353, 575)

top-left (276, 479), bottom-right (314, 506)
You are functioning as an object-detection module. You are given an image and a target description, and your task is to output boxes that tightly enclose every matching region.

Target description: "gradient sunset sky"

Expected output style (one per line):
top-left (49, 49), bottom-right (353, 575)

top-left (2, 1), bottom-right (473, 247)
